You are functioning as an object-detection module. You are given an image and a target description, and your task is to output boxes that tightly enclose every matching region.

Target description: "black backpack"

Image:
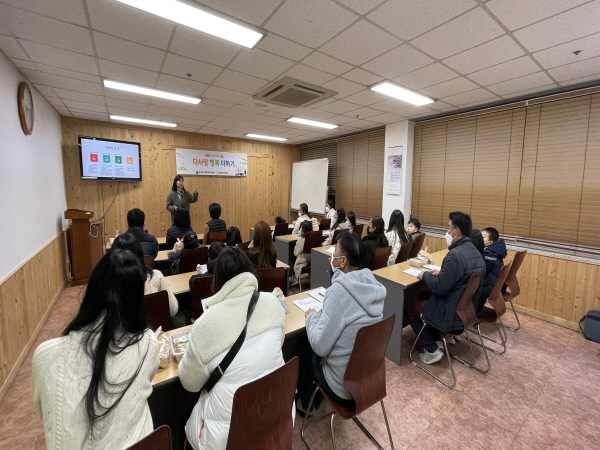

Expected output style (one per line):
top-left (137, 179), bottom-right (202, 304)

top-left (579, 311), bottom-right (600, 344)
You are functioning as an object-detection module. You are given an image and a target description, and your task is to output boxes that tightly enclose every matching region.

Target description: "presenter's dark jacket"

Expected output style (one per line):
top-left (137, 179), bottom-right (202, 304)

top-left (166, 190), bottom-right (198, 223)
top-left (126, 226), bottom-right (159, 258)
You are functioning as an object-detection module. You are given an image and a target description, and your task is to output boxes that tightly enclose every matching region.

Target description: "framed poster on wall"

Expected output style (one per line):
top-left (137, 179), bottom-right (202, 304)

top-left (386, 146), bottom-right (403, 195)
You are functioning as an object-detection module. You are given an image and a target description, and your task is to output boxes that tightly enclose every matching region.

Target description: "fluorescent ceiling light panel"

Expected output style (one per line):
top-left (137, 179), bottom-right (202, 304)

top-left (115, 0), bottom-right (264, 48)
top-left (287, 117), bottom-right (338, 129)
top-left (110, 115), bottom-right (177, 127)
top-left (370, 81), bottom-right (435, 106)
top-left (104, 80), bottom-right (200, 104)
top-left (246, 134), bottom-right (288, 142)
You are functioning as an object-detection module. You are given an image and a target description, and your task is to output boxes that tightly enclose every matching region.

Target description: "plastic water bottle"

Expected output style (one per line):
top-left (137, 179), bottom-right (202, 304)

top-left (115, 230), bottom-right (120, 238)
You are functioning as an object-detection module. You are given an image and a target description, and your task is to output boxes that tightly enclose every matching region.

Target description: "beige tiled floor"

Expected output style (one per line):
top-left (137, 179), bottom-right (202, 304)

top-left (2, 283), bottom-right (600, 449)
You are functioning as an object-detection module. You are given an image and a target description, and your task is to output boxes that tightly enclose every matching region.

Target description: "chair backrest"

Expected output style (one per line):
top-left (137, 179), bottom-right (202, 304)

top-left (125, 425), bottom-right (172, 450)
top-left (370, 246), bottom-right (392, 271)
top-left (144, 254), bottom-right (155, 268)
top-left (331, 228), bottom-right (349, 245)
top-left (487, 262), bottom-right (512, 318)
top-left (408, 233), bottom-right (426, 259)
top-left (505, 250), bottom-right (527, 298)
top-left (273, 223), bottom-right (289, 241)
top-left (454, 271), bottom-right (485, 332)
top-left (395, 240), bottom-right (414, 264)
top-left (319, 218), bottom-right (331, 230)
top-left (344, 315), bottom-right (395, 416)
top-left (226, 357), bottom-right (299, 450)
top-left (353, 223), bottom-right (364, 237)
top-left (179, 247), bottom-right (209, 273)
top-left (238, 241), bottom-right (251, 251)
top-left (174, 232), bottom-right (185, 242)
top-left (190, 275), bottom-right (214, 321)
top-left (256, 267), bottom-right (288, 295)
top-left (143, 291), bottom-right (173, 332)
top-left (206, 230), bottom-right (227, 245)
top-left (302, 231), bottom-right (323, 255)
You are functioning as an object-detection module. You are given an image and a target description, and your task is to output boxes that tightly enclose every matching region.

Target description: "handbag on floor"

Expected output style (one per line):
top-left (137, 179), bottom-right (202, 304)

top-left (579, 310), bottom-right (600, 344)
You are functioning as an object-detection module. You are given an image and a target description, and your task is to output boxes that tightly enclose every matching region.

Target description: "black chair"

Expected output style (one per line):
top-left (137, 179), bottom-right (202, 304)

top-left (179, 247), bottom-right (209, 273)
top-left (190, 275), bottom-right (213, 322)
top-left (143, 291), bottom-right (174, 332)
top-left (319, 219), bottom-right (331, 231)
top-left (273, 223), bottom-right (290, 241)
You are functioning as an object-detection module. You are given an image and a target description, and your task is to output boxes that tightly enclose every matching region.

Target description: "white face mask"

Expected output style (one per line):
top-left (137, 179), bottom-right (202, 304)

top-left (325, 206), bottom-right (330, 213)
top-left (445, 228), bottom-right (457, 247)
top-left (330, 255), bottom-right (344, 273)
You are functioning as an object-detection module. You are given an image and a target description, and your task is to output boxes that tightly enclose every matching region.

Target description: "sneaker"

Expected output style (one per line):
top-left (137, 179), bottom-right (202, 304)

top-left (419, 348), bottom-right (444, 365)
top-left (295, 397), bottom-right (316, 418)
top-left (290, 276), bottom-right (299, 287)
top-left (436, 336), bottom-right (456, 350)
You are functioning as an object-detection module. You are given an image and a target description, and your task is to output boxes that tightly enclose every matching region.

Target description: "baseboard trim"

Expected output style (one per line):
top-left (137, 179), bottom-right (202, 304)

top-left (510, 304), bottom-right (579, 332)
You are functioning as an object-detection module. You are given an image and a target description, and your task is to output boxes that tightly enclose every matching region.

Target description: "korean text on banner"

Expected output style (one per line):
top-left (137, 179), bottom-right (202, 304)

top-left (176, 148), bottom-right (248, 177)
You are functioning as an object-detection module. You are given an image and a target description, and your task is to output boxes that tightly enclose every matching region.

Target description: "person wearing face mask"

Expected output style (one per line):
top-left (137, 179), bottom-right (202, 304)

top-left (325, 200), bottom-right (336, 221)
top-left (294, 233), bottom-right (385, 417)
top-left (482, 227), bottom-right (506, 290)
top-left (406, 211), bottom-right (486, 365)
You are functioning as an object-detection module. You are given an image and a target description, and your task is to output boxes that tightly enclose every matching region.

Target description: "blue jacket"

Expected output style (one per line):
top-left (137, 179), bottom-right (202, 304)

top-left (484, 239), bottom-right (507, 286)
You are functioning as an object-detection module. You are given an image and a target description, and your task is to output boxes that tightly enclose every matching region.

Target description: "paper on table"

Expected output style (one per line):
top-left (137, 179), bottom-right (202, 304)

top-left (308, 288), bottom-right (326, 301)
top-left (323, 230), bottom-right (331, 235)
top-left (423, 264), bottom-right (441, 271)
top-left (326, 247), bottom-right (335, 254)
top-left (293, 298), bottom-right (323, 313)
top-left (404, 268), bottom-right (423, 277)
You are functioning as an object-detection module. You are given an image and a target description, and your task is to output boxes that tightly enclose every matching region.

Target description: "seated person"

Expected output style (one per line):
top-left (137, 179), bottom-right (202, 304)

top-left (112, 233), bottom-right (187, 327)
top-left (322, 208), bottom-right (348, 246)
top-left (292, 203), bottom-right (318, 234)
top-left (346, 211), bottom-right (356, 234)
top-left (166, 209), bottom-right (194, 250)
top-left (179, 247), bottom-right (286, 450)
top-left (246, 221), bottom-right (277, 268)
top-left (226, 226), bottom-right (243, 247)
top-left (325, 199), bottom-right (336, 221)
top-left (125, 208), bottom-right (158, 257)
top-left (408, 212), bottom-right (486, 365)
top-left (275, 216), bottom-right (287, 224)
top-left (482, 227), bottom-right (506, 288)
top-left (168, 231), bottom-right (201, 274)
top-left (362, 215), bottom-right (389, 269)
top-left (203, 203), bottom-right (227, 238)
top-left (471, 229), bottom-right (497, 312)
top-left (296, 233), bottom-right (385, 416)
top-left (385, 210), bottom-right (410, 266)
top-left (407, 217), bottom-right (422, 241)
top-left (292, 221), bottom-right (313, 286)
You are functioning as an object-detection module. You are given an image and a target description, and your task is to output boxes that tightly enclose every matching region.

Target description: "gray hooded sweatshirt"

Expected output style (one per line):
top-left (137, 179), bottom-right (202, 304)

top-left (306, 268), bottom-right (386, 400)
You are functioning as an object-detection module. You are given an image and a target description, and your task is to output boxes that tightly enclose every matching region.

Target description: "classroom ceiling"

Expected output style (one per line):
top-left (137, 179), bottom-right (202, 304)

top-left (1, 0), bottom-right (599, 144)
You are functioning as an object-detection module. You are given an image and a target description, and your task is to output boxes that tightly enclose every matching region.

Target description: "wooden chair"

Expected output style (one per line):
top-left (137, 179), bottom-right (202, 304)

top-left (226, 357), bottom-right (299, 450)
top-left (319, 218), bottom-right (331, 231)
top-left (395, 240), bottom-right (414, 264)
top-left (299, 231), bottom-right (323, 292)
top-left (301, 316), bottom-right (396, 450)
top-left (179, 247), bottom-right (209, 273)
top-left (409, 271), bottom-right (487, 389)
top-left (331, 228), bottom-right (348, 245)
top-left (257, 267), bottom-right (288, 296)
top-left (143, 291), bottom-right (174, 332)
top-left (370, 246), bottom-right (392, 271)
top-left (190, 275), bottom-right (213, 322)
top-left (206, 230), bottom-right (227, 244)
top-left (144, 254), bottom-right (155, 268)
top-left (125, 425), bottom-right (172, 450)
top-left (353, 223), bottom-right (364, 237)
top-left (273, 223), bottom-right (289, 242)
top-left (237, 241), bottom-right (251, 251)
top-left (408, 233), bottom-right (426, 259)
top-left (503, 250), bottom-right (527, 331)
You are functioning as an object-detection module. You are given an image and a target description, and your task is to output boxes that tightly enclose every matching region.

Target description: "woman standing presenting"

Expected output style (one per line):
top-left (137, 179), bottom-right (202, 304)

top-left (166, 175), bottom-right (198, 224)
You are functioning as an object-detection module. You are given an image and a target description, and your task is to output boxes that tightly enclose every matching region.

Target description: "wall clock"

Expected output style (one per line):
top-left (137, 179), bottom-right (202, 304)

top-left (18, 81), bottom-right (34, 135)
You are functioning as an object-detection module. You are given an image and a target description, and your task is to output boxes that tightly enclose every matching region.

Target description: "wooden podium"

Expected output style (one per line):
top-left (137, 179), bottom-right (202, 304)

top-left (65, 209), bottom-right (104, 285)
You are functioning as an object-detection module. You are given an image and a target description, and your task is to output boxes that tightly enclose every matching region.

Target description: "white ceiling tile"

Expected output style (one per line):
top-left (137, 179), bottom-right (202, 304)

top-left (188, 102), bottom-right (230, 116)
top-left (317, 100), bottom-right (360, 114)
top-left (320, 20), bottom-right (401, 66)
top-left (393, 63), bottom-right (460, 90)
top-left (486, 71), bottom-right (555, 96)
top-left (341, 68), bottom-right (383, 86)
top-left (265, 0), bottom-right (358, 48)
top-left (467, 56), bottom-right (540, 86)
top-left (202, 98), bottom-right (236, 109)
top-left (103, 88), bottom-right (155, 103)
top-left (533, 33), bottom-right (600, 70)
top-left (191, 0), bottom-right (281, 26)
top-left (228, 48), bottom-right (295, 80)
top-left (0, 0), bottom-right (87, 26)
top-left (143, 111), bottom-right (181, 123)
top-left (411, 8), bottom-right (504, 60)
top-left (211, 116), bottom-right (246, 126)
top-left (343, 89), bottom-right (387, 106)
top-left (87, 0), bottom-right (174, 50)
top-left (202, 85), bottom-right (249, 104)
top-left (162, 53), bottom-right (222, 84)
top-left (238, 96), bottom-right (277, 110)
top-left (169, 26), bottom-right (241, 67)
top-left (513, 2), bottom-right (600, 53)
top-left (12, 58), bottom-right (38, 70)
top-left (176, 117), bottom-right (209, 128)
top-left (342, 118), bottom-right (379, 129)
top-left (343, 106), bottom-right (382, 119)
top-left (62, 99), bottom-right (108, 114)
top-left (443, 35), bottom-right (525, 74)
top-left (212, 69), bottom-right (268, 94)
top-left (426, 101), bottom-right (455, 111)
top-left (70, 110), bottom-right (110, 121)
top-left (236, 120), bottom-right (269, 131)
top-left (32, 83), bottom-right (58, 97)
top-left (559, 74), bottom-right (600, 86)
top-left (155, 74), bottom-right (208, 97)
top-left (302, 52), bottom-right (353, 76)
top-left (221, 109), bottom-right (259, 120)
top-left (19, 68), bottom-right (49, 85)
top-left (0, 4), bottom-right (93, 55)
top-left (282, 64), bottom-right (336, 85)
top-left (295, 109), bottom-right (336, 120)
top-left (367, 0), bottom-right (476, 41)
top-left (548, 56), bottom-right (600, 82)
top-left (337, 0), bottom-right (387, 15)
top-left (441, 88), bottom-right (498, 106)
top-left (0, 35), bottom-right (28, 59)
top-left (98, 59), bottom-right (158, 87)
top-left (106, 97), bottom-right (150, 112)
top-left (44, 96), bottom-right (64, 108)
top-left (367, 112), bottom-right (407, 124)
top-left (501, 83), bottom-right (557, 99)
top-left (182, 110), bottom-right (217, 122)
top-left (149, 97), bottom-right (194, 109)
top-left (257, 34), bottom-right (312, 61)
top-left (54, 89), bottom-right (106, 106)
top-left (107, 106), bottom-right (145, 116)
top-left (421, 77), bottom-right (479, 99)
top-left (370, 98), bottom-right (411, 113)
top-left (251, 114), bottom-right (284, 125)
top-left (177, 126), bottom-right (201, 133)
top-left (94, 32), bottom-right (164, 71)
top-left (486, 0), bottom-right (588, 31)
top-left (361, 44), bottom-right (433, 79)
top-left (55, 109), bottom-right (72, 117)
top-left (19, 40), bottom-right (98, 75)
top-left (36, 63), bottom-right (100, 83)
top-left (146, 104), bottom-right (189, 118)
top-left (44, 73), bottom-right (104, 95)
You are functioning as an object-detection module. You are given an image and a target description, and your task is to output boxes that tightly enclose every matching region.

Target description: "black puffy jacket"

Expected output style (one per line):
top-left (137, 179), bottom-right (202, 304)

top-left (421, 237), bottom-right (486, 332)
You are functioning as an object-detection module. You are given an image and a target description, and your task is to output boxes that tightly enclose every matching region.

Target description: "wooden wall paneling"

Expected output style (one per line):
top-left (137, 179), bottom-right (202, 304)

top-left (351, 135), bottom-right (369, 218)
top-left (412, 126), bottom-right (423, 218)
top-left (503, 108), bottom-right (526, 236)
top-left (418, 122), bottom-right (447, 226)
top-left (366, 132), bottom-right (385, 218)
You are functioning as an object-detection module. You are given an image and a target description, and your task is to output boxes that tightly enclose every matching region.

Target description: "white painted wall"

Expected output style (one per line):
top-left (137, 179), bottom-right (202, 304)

top-left (0, 52), bottom-right (67, 282)
top-left (382, 120), bottom-right (414, 227)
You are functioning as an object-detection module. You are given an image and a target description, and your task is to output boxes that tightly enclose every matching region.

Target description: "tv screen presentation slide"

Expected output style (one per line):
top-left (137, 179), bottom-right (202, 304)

top-left (79, 137), bottom-right (141, 181)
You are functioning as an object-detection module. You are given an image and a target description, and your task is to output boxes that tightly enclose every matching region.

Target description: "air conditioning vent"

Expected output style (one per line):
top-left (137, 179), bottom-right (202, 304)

top-left (253, 77), bottom-right (338, 108)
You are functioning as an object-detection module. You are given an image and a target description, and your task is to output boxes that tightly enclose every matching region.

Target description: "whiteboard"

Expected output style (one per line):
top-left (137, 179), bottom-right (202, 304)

top-left (290, 159), bottom-right (329, 215)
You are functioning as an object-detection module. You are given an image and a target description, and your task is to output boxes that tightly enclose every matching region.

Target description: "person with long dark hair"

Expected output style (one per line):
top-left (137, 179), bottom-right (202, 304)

top-left (246, 221), bottom-right (277, 268)
top-left (226, 226), bottom-right (243, 247)
top-left (322, 208), bottom-right (348, 246)
top-left (32, 249), bottom-right (158, 450)
top-left (166, 208), bottom-right (194, 249)
top-left (385, 210), bottom-right (410, 266)
top-left (166, 175), bottom-right (198, 224)
top-left (362, 215), bottom-right (389, 268)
